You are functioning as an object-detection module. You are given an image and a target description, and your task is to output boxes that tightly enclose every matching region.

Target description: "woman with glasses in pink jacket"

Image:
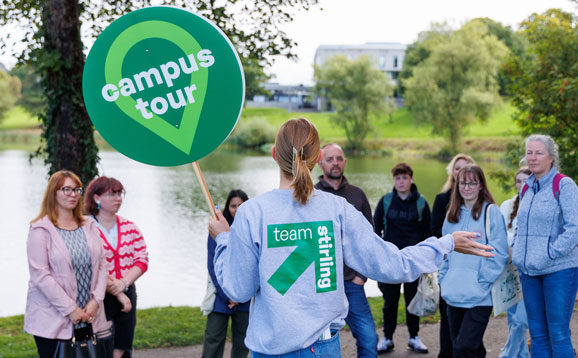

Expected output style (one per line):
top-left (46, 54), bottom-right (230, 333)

top-left (24, 170), bottom-right (112, 358)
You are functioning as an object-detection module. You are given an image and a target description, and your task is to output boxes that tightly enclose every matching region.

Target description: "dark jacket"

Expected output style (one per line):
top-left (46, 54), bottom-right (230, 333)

top-left (431, 189), bottom-right (452, 238)
top-left (315, 175), bottom-right (373, 281)
top-left (373, 183), bottom-right (431, 249)
top-left (208, 235), bottom-right (250, 314)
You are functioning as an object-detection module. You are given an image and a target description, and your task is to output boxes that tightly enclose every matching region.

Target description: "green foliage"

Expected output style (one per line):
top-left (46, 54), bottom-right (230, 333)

top-left (403, 20), bottom-right (509, 153)
top-left (0, 0), bottom-right (319, 182)
top-left (504, 9), bottom-right (578, 179)
top-left (9, 64), bottom-right (43, 116)
top-left (232, 117), bottom-right (277, 148)
top-left (242, 57), bottom-right (272, 100)
top-left (475, 17), bottom-right (529, 96)
top-left (489, 138), bottom-right (525, 193)
top-left (314, 55), bottom-right (395, 150)
top-left (0, 69), bottom-right (21, 122)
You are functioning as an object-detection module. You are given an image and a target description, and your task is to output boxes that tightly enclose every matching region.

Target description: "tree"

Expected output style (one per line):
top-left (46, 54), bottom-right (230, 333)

top-left (504, 9), bottom-right (578, 178)
top-left (0, 0), bottom-right (318, 183)
top-left (10, 64), bottom-right (43, 116)
top-left (0, 69), bottom-right (21, 122)
top-left (314, 55), bottom-right (394, 151)
top-left (403, 20), bottom-right (508, 153)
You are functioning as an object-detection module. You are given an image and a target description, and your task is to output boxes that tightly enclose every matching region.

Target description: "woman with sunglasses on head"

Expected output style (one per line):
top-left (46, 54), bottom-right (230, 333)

top-left (24, 170), bottom-right (112, 358)
top-left (438, 165), bottom-right (509, 357)
top-left (85, 176), bottom-right (149, 358)
top-left (203, 189), bottom-right (250, 358)
top-left (208, 118), bottom-right (495, 358)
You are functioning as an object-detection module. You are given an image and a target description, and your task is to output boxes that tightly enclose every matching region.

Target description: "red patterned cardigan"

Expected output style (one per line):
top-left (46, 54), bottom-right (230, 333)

top-left (97, 215), bottom-right (149, 279)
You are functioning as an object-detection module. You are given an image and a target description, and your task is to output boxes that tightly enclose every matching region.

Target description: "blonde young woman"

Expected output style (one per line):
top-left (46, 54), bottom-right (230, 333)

top-left (208, 118), bottom-right (494, 358)
top-left (24, 170), bottom-right (112, 358)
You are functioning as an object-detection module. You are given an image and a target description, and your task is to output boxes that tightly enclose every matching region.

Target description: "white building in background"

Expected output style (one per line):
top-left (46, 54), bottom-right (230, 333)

top-left (314, 42), bottom-right (407, 84)
top-left (314, 42), bottom-right (407, 110)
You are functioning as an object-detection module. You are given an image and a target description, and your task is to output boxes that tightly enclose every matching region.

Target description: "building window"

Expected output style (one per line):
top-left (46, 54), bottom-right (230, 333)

top-left (393, 56), bottom-right (398, 68)
top-left (379, 56), bottom-right (385, 70)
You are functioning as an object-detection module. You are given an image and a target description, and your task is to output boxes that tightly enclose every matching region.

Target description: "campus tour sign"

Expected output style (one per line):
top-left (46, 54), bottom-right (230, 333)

top-left (83, 6), bottom-right (245, 217)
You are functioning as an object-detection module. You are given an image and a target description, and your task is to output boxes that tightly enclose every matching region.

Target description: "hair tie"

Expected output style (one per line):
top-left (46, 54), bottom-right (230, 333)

top-left (291, 147), bottom-right (305, 175)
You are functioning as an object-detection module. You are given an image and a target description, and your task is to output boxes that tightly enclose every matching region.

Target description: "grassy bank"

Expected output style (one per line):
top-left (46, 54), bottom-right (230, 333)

top-left (0, 297), bottom-right (433, 357)
top-left (0, 103), bottom-right (519, 156)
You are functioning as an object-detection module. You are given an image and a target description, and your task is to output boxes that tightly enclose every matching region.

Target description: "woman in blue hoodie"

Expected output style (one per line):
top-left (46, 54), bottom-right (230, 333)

top-left (208, 118), bottom-right (494, 358)
top-left (514, 134), bottom-right (578, 357)
top-left (439, 165), bottom-right (509, 358)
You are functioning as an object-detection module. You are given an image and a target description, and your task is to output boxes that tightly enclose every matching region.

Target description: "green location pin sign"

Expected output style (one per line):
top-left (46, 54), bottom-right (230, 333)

top-left (83, 6), bottom-right (244, 166)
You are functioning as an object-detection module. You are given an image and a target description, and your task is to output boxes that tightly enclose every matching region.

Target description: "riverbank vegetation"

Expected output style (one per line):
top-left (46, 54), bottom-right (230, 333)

top-left (0, 103), bottom-right (519, 158)
top-left (0, 297), bottom-right (436, 357)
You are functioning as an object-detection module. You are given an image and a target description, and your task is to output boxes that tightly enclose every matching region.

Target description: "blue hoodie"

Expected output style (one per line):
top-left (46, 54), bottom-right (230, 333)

top-left (214, 189), bottom-right (455, 355)
top-left (513, 166), bottom-right (578, 276)
top-left (439, 202), bottom-right (509, 308)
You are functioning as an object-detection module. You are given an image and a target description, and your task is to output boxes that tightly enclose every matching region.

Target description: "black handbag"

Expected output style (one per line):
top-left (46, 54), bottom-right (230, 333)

top-left (53, 324), bottom-right (109, 358)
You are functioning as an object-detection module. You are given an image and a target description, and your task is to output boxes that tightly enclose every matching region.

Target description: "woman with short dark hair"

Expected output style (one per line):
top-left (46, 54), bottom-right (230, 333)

top-left (85, 176), bottom-right (149, 358)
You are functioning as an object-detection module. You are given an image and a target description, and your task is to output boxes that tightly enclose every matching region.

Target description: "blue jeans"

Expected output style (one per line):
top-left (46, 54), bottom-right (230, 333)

top-left (499, 301), bottom-right (529, 358)
top-left (251, 331), bottom-right (341, 358)
top-left (344, 280), bottom-right (378, 358)
top-left (520, 267), bottom-right (578, 358)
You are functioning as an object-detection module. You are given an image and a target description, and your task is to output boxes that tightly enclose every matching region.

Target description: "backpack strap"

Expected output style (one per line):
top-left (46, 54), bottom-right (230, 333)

top-left (484, 204), bottom-right (494, 245)
top-left (416, 194), bottom-right (426, 222)
top-left (382, 192), bottom-right (393, 235)
top-left (552, 173), bottom-right (567, 201)
top-left (520, 183), bottom-right (529, 199)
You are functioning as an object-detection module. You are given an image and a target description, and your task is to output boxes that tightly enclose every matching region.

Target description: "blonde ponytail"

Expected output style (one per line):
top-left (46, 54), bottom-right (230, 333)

top-left (274, 118), bottom-right (320, 205)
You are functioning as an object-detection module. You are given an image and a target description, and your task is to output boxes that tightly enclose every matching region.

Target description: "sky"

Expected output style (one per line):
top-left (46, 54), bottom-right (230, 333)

top-left (267, 0), bottom-right (577, 85)
top-left (0, 0), bottom-right (576, 85)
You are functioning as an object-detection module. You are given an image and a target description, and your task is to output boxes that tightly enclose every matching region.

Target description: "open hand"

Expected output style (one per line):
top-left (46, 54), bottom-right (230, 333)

top-left (452, 231), bottom-right (495, 258)
top-left (209, 209), bottom-right (230, 240)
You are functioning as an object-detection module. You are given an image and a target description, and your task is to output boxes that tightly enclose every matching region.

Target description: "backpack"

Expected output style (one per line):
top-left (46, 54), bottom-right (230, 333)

top-left (382, 192), bottom-right (426, 235)
top-left (520, 173), bottom-right (567, 202)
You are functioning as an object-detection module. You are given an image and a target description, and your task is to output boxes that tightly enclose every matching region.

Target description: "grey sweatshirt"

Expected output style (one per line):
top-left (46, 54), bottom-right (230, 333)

top-left (214, 189), bottom-right (454, 355)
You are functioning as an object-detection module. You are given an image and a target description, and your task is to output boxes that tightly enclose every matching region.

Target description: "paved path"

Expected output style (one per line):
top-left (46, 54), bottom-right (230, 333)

top-left (135, 313), bottom-right (578, 357)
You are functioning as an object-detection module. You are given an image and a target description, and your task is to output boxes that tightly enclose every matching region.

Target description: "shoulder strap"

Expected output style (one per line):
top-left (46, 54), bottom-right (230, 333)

top-left (521, 183), bottom-right (529, 199)
top-left (416, 194), bottom-right (426, 222)
top-left (382, 192), bottom-right (393, 235)
top-left (552, 173), bottom-right (567, 201)
top-left (484, 204), bottom-right (492, 244)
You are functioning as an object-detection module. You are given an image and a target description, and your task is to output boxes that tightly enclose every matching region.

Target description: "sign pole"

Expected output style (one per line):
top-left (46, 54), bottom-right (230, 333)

top-left (192, 161), bottom-right (217, 220)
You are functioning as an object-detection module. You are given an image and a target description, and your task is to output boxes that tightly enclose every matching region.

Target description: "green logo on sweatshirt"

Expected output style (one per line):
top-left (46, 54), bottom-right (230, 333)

top-left (267, 221), bottom-right (336, 295)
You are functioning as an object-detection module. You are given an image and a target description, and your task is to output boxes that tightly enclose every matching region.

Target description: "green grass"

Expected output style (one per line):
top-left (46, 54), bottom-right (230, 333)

top-left (0, 299), bottom-right (438, 357)
top-left (0, 107), bottom-right (38, 130)
top-left (239, 102), bottom-right (519, 142)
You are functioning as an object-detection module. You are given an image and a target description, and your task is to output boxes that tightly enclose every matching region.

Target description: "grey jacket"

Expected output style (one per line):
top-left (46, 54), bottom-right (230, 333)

top-left (513, 167), bottom-right (578, 276)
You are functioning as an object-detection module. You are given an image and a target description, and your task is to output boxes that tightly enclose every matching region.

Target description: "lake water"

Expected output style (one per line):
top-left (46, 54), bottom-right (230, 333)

top-left (0, 149), bottom-right (513, 317)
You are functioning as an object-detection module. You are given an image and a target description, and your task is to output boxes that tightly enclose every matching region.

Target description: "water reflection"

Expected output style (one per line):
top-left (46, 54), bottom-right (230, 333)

top-left (0, 149), bottom-right (511, 317)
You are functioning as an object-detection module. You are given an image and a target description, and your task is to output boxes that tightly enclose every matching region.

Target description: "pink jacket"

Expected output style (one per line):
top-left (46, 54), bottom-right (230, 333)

top-left (24, 216), bottom-right (111, 339)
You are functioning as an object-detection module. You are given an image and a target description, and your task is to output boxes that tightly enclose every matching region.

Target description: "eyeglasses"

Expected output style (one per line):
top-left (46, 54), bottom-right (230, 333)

top-left (101, 190), bottom-right (126, 199)
top-left (60, 186), bottom-right (84, 196)
top-left (459, 182), bottom-right (479, 189)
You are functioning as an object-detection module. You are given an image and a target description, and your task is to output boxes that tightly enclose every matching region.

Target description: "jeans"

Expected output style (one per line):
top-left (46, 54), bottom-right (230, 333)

top-left (446, 305), bottom-right (492, 358)
top-left (344, 280), bottom-right (378, 358)
top-left (520, 267), bottom-right (578, 358)
top-left (251, 332), bottom-right (340, 358)
top-left (499, 301), bottom-right (529, 358)
top-left (378, 279), bottom-right (419, 339)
